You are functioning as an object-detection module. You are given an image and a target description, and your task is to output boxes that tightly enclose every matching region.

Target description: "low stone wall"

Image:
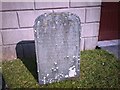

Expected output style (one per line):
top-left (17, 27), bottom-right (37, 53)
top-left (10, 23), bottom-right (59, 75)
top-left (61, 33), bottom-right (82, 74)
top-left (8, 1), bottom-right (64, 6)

top-left (0, 1), bottom-right (101, 60)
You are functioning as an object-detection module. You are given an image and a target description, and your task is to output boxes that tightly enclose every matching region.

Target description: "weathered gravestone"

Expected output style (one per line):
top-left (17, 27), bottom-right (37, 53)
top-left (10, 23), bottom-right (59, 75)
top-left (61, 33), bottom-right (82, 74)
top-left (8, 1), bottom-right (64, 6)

top-left (34, 12), bottom-right (81, 84)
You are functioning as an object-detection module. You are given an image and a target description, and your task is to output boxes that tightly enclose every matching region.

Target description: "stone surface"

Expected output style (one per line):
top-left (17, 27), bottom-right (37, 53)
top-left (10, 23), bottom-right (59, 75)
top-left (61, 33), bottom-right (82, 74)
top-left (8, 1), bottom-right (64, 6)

top-left (1, 12), bottom-right (19, 29)
top-left (86, 7), bottom-right (101, 22)
top-left (0, 32), bottom-right (2, 45)
top-left (18, 10), bottom-right (53, 28)
top-left (54, 8), bottom-right (85, 23)
top-left (1, 2), bottom-right (34, 11)
top-left (35, 2), bottom-right (53, 9)
top-left (35, 1), bottom-right (69, 9)
top-left (80, 38), bottom-right (84, 51)
top-left (35, 10), bottom-right (52, 18)
top-left (70, 2), bottom-right (101, 7)
top-left (84, 37), bottom-right (98, 50)
top-left (34, 12), bottom-right (81, 84)
top-left (98, 39), bottom-right (120, 47)
top-left (18, 11), bottom-right (35, 27)
top-left (0, 2), bottom-right (1, 11)
top-left (81, 23), bottom-right (99, 37)
top-left (0, 11), bottom-right (2, 29)
top-left (2, 28), bottom-right (34, 45)
top-left (0, 46), bottom-right (2, 61)
top-left (2, 45), bottom-right (17, 60)
top-left (52, 2), bottom-right (69, 8)
top-left (101, 45), bottom-right (120, 59)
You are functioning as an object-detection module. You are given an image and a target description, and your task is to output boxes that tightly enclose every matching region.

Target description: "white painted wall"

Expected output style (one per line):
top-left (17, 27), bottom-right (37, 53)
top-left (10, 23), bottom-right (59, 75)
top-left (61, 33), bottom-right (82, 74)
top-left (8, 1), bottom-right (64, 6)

top-left (0, 2), bottom-right (101, 60)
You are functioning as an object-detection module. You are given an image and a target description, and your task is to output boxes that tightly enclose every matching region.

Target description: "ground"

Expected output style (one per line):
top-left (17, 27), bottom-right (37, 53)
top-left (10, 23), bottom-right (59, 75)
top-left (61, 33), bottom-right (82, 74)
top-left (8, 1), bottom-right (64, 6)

top-left (2, 49), bottom-right (120, 88)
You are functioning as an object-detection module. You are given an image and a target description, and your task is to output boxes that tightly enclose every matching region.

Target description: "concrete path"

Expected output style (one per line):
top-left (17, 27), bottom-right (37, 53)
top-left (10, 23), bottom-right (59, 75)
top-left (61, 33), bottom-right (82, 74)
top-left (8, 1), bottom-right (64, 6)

top-left (101, 45), bottom-right (120, 59)
top-left (98, 40), bottom-right (120, 60)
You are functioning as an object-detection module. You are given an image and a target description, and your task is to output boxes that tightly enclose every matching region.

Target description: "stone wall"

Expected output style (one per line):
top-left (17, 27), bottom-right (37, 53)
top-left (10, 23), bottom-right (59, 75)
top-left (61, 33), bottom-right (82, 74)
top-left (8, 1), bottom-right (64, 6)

top-left (0, 1), bottom-right (101, 60)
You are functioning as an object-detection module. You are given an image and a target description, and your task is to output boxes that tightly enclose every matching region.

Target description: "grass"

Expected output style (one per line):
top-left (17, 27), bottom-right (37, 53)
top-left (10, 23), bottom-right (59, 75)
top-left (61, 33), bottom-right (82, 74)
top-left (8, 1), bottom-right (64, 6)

top-left (2, 49), bottom-right (120, 88)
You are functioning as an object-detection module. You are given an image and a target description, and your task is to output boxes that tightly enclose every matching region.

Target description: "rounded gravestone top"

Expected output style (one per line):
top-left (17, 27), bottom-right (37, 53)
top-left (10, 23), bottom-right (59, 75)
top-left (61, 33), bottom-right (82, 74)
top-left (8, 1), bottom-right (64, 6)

top-left (33, 12), bottom-right (81, 32)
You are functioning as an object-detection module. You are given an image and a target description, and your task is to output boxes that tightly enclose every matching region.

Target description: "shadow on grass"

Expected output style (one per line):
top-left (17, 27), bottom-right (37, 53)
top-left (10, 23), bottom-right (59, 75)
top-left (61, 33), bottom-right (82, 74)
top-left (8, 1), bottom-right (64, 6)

top-left (16, 40), bottom-right (38, 82)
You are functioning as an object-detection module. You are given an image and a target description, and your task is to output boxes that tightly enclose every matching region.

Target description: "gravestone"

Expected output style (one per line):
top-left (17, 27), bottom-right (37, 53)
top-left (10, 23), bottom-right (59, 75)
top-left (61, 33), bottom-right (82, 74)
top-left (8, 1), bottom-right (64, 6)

top-left (34, 12), bottom-right (81, 84)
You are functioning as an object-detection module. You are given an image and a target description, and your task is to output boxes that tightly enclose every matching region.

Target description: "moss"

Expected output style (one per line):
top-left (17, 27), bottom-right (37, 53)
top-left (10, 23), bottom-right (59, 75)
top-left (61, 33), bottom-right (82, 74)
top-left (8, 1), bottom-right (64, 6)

top-left (2, 49), bottom-right (120, 88)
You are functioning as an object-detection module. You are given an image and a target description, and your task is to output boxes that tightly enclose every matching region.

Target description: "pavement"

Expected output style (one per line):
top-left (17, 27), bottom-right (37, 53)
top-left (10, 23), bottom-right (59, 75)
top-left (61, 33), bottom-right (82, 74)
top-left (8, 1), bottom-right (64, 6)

top-left (98, 40), bottom-right (120, 60)
top-left (101, 45), bottom-right (120, 59)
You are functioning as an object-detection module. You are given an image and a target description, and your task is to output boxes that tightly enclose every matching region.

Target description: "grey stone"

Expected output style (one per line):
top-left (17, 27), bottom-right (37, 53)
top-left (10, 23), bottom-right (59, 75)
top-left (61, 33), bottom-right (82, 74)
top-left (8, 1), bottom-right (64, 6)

top-left (2, 28), bottom-right (34, 45)
top-left (53, 8), bottom-right (85, 23)
top-left (2, 45), bottom-right (17, 60)
top-left (18, 11), bottom-right (35, 28)
top-left (86, 7), bottom-right (101, 22)
top-left (35, 1), bottom-right (69, 9)
top-left (34, 12), bottom-right (81, 84)
top-left (1, 12), bottom-right (19, 29)
top-left (80, 37), bottom-right (84, 51)
top-left (101, 45), bottom-right (120, 59)
top-left (1, 2), bottom-right (34, 11)
top-left (0, 11), bottom-right (2, 29)
top-left (81, 23), bottom-right (99, 37)
top-left (0, 32), bottom-right (2, 45)
top-left (70, 2), bottom-right (101, 7)
top-left (84, 37), bottom-right (98, 50)
top-left (0, 46), bottom-right (2, 61)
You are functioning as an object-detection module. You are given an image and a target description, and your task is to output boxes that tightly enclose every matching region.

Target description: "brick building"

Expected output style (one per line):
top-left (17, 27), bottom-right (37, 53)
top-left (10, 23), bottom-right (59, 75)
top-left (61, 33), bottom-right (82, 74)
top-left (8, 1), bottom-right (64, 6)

top-left (0, 1), bottom-right (103, 60)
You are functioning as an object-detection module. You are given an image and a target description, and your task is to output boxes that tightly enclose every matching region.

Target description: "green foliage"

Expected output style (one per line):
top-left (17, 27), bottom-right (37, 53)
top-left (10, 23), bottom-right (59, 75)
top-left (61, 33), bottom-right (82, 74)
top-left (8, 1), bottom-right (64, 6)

top-left (2, 49), bottom-right (120, 88)
top-left (2, 60), bottom-right (39, 88)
